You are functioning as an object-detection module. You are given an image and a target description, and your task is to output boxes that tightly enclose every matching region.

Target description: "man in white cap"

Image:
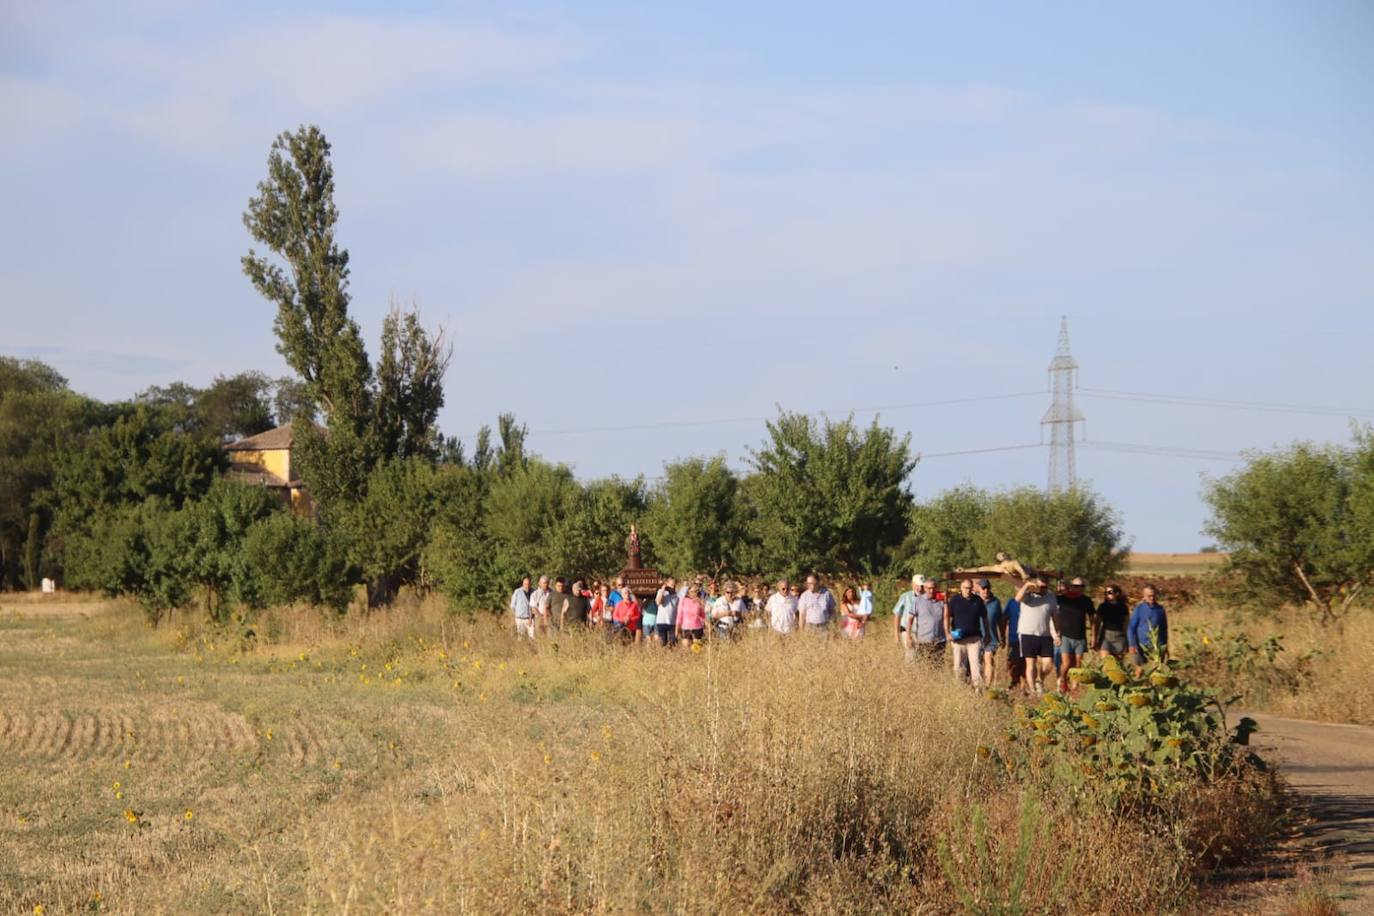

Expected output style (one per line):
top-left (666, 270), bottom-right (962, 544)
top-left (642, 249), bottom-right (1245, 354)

top-left (892, 573), bottom-right (926, 662)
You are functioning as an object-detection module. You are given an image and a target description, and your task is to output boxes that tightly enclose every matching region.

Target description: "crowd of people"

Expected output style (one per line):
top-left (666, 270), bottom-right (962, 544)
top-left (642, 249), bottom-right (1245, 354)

top-left (507, 569), bottom-right (1170, 694)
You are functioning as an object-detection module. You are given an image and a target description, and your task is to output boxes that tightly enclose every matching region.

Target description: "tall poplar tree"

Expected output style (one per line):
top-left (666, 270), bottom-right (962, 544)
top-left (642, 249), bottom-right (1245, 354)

top-left (242, 125), bottom-right (452, 607)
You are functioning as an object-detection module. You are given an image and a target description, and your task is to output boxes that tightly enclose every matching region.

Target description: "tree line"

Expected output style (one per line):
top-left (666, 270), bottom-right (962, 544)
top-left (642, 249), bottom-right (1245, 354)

top-left (3, 124), bottom-right (1367, 624)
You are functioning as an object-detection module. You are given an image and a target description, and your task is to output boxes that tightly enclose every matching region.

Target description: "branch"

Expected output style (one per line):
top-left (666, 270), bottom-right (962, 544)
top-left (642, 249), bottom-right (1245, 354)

top-left (1339, 582), bottom-right (1365, 616)
top-left (1291, 560), bottom-right (1324, 615)
top-left (1293, 562), bottom-right (1326, 610)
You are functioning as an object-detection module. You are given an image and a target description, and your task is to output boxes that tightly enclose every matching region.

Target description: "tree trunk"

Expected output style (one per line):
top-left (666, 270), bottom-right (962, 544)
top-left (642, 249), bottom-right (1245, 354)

top-left (367, 573), bottom-right (402, 610)
top-left (22, 512), bottom-right (40, 591)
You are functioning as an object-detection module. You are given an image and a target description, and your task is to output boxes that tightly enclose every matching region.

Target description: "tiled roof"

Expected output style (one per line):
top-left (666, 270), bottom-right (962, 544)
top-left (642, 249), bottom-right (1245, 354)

top-left (224, 422), bottom-right (326, 452)
top-left (224, 424), bottom-right (295, 452)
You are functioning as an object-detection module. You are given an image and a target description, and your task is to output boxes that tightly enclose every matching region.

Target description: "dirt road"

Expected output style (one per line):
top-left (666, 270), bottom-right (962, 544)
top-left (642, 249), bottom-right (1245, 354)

top-left (1236, 712), bottom-right (1374, 908)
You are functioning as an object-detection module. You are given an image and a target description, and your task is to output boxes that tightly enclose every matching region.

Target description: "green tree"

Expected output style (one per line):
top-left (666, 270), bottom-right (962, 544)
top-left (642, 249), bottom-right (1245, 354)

top-left (976, 486), bottom-right (1128, 585)
top-left (0, 357), bottom-right (98, 589)
top-left (423, 414), bottom-right (542, 612)
top-left (552, 476), bottom-right (648, 577)
top-left (340, 457), bottom-right (438, 607)
top-left (483, 459), bottom-right (581, 584)
top-left (424, 464), bottom-right (494, 611)
top-left (645, 456), bottom-right (744, 577)
top-left (243, 125), bottom-right (372, 436)
top-left (136, 372), bottom-right (276, 441)
top-left (272, 376), bottom-right (317, 425)
top-left (373, 305), bottom-right (451, 461)
top-left (894, 486), bottom-right (992, 579)
top-left (1204, 440), bottom-right (1370, 620)
top-left (746, 411), bottom-right (916, 574)
top-left (239, 513), bottom-right (351, 612)
top-left (50, 406), bottom-right (223, 580)
top-left (242, 126), bottom-right (452, 608)
top-left (179, 479), bottom-right (280, 621)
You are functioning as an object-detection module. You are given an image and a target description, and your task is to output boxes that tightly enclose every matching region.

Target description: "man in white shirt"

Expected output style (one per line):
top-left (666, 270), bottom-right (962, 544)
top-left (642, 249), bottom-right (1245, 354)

top-left (1014, 577), bottom-right (1060, 695)
top-left (654, 577), bottom-right (680, 646)
top-left (711, 582), bottom-right (747, 638)
top-left (797, 573), bottom-right (836, 633)
top-left (765, 578), bottom-right (799, 635)
top-left (529, 575), bottom-right (552, 635)
top-left (509, 574), bottom-right (534, 638)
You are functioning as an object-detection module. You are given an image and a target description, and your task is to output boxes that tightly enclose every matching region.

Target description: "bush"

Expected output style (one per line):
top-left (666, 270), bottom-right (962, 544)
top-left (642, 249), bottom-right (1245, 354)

top-left (239, 513), bottom-right (351, 612)
top-left (1171, 625), bottom-right (1320, 708)
top-left (1203, 436), bottom-right (1374, 621)
top-left (999, 657), bottom-right (1257, 808)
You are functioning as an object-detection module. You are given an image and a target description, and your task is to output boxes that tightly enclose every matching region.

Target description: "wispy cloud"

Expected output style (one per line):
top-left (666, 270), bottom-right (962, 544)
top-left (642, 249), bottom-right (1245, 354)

top-left (8, 345), bottom-right (191, 378)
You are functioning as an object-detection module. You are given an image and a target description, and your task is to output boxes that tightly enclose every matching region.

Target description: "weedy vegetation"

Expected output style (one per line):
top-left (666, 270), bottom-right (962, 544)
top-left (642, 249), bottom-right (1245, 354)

top-left (0, 595), bottom-right (1288, 914)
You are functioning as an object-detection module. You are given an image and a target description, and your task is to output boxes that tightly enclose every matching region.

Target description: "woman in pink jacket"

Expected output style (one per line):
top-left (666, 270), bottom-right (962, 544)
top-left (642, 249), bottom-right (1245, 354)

top-left (675, 586), bottom-right (706, 646)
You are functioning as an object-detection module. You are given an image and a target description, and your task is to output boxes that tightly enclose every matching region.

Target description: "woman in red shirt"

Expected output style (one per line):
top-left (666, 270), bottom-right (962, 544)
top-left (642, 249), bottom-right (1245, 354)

top-left (613, 591), bottom-right (642, 644)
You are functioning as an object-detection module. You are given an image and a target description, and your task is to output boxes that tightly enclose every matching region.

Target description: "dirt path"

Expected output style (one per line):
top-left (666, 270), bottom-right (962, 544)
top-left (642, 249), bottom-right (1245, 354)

top-left (1235, 711), bottom-right (1374, 908)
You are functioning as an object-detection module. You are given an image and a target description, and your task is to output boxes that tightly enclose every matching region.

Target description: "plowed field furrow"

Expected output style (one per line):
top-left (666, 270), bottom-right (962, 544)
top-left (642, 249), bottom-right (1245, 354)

top-left (0, 707), bottom-right (341, 765)
top-left (72, 713), bottom-right (97, 757)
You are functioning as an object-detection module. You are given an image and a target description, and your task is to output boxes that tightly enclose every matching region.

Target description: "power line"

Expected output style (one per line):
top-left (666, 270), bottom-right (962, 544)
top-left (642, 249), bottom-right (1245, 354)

top-left (521, 391), bottom-right (1045, 438)
top-left (1079, 440), bottom-right (1244, 462)
top-left (1078, 387), bottom-right (1374, 419)
top-left (919, 443), bottom-right (1043, 459)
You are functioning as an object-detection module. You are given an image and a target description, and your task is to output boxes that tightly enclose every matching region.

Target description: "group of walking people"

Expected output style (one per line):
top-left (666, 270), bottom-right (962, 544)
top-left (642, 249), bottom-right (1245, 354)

top-left (508, 572), bottom-right (867, 645)
top-left (893, 573), bottom-right (1170, 694)
top-left (508, 568), bottom-right (1170, 695)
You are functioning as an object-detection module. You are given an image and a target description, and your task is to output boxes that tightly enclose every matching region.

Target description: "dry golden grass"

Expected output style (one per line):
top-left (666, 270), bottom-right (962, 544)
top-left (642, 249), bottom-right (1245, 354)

top-left (1168, 602), bottom-right (1374, 726)
top-left (0, 594), bottom-right (1279, 914)
top-left (1126, 552), bottom-right (1227, 578)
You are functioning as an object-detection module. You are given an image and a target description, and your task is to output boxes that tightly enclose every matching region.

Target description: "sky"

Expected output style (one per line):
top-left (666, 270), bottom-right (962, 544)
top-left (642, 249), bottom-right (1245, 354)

top-left (3, 1), bottom-right (1372, 551)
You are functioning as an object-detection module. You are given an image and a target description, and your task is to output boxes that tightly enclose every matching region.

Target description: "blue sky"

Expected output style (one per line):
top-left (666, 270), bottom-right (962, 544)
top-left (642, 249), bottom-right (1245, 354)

top-left (3, 1), bottom-right (1372, 551)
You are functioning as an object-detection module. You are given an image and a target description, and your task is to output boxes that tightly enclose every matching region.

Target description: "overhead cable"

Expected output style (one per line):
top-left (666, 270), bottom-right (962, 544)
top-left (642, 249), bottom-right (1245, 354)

top-left (524, 391), bottom-right (1045, 438)
top-left (1078, 387), bottom-right (1374, 419)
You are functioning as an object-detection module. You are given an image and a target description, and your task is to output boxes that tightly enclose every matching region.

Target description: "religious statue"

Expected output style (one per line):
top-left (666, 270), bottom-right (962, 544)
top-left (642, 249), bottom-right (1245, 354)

top-left (955, 551), bottom-right (1032, 581)
top-left (626, 524), bottom-right (642, 570)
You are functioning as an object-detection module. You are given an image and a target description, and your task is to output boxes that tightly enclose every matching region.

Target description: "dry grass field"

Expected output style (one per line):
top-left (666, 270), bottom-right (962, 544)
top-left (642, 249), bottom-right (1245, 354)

top-left (0, 592), bottom-right (1299, 914)
top-left (1126, 552), bottom-right (1227, 578)
top-left (1163, 600), bottom-right (1374, 727)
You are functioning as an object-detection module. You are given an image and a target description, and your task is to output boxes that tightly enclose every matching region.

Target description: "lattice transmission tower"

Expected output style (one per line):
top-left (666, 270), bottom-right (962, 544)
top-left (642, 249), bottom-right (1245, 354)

top-left (1041, 316), bottom-right (1085, 491)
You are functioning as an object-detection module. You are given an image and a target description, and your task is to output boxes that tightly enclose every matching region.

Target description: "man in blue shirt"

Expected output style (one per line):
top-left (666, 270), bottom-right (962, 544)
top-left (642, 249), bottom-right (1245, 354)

top-left (892, 574), bottom-right (924, 656)
top-left (1127, 584), bottom-right (1169, 670)
top-left (910, 580), bottom-right (947, 664)
top-left (977, 579), bottom-right (1003, 688)
top-left (1004, 594), bottom-right (1023, 692)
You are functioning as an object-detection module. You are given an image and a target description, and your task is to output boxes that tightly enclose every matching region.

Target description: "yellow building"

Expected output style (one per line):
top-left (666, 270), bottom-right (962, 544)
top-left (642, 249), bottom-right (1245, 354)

top-left (224, 424), bottom-right (312, 514)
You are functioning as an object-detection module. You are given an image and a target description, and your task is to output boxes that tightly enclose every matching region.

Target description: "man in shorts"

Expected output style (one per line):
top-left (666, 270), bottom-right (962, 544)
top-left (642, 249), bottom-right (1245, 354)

top-left (977, 579), bottom-right (1003, 687)
top-left (1003, 590), bottom-right (1024, 691)
top-left (1054, 577), bottom-right (1094, 690)
top-left (655, 577), bottom-right (679, 646)
top-left (1095, 584), bottom-right (1130, 658)
top-left (1014, 577), bottom-right (1059, 695)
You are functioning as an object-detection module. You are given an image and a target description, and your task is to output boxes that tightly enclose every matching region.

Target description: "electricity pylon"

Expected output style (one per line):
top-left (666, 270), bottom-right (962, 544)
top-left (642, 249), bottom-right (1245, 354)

top-left (1042, 316), bottom-right (1084, 491)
